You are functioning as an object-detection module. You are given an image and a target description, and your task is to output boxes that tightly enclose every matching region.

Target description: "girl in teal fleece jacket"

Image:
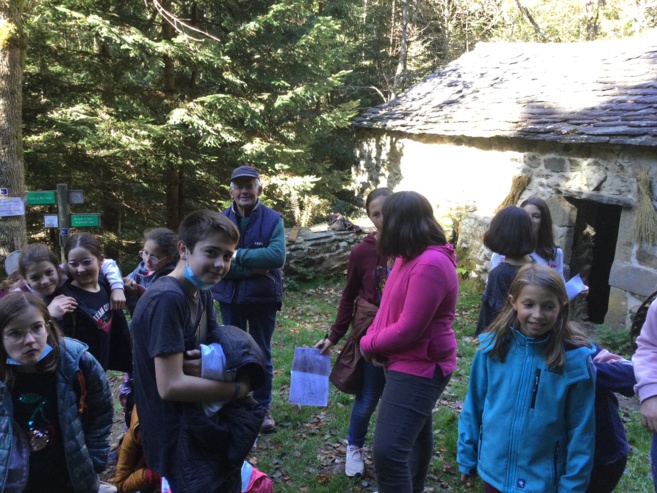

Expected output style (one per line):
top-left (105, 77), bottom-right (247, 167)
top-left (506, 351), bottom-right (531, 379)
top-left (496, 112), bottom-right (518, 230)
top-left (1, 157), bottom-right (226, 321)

top-left (458, 264), bottom-right (595, 493)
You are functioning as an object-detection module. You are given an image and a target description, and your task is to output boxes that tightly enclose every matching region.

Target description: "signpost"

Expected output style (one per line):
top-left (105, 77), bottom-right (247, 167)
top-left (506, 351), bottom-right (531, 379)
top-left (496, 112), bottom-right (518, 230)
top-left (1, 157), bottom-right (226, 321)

top-left (56, 184), bottom-right (70, 262)
top-left (15, 184), bottom-right (98, 261)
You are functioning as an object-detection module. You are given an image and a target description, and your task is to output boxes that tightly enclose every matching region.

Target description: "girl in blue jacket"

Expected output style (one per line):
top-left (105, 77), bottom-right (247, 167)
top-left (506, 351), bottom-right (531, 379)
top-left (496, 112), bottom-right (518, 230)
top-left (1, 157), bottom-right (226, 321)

top-left (458, 264), bottom-right (596, 493)
top-left (0, 291), bottom-right (113, 493)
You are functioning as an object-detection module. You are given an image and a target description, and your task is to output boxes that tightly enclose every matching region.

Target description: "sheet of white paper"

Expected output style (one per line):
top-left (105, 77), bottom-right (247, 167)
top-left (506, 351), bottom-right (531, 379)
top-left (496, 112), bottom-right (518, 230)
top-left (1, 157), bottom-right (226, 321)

top-left (289, 347), bottom-right (330, 407)
top-left (0, 198), bottom-right (25, 217)
top-left (566, 274), bottom-right (586, 301)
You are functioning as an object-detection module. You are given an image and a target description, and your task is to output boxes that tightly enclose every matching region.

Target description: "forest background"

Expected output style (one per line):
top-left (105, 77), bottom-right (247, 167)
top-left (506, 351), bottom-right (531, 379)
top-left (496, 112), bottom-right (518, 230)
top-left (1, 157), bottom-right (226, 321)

top-left (0, 0), bottom-right (656, 268)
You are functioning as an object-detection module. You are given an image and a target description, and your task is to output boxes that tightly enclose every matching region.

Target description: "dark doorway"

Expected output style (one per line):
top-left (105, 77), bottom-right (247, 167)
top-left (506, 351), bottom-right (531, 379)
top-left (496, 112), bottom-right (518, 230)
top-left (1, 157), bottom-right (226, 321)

top-left (568, 200), bottom-right (622, 323)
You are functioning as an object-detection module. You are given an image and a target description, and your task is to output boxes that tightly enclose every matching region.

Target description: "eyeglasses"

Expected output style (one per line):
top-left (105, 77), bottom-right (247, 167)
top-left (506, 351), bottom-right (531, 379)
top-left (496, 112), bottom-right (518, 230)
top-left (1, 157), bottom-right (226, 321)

top-left (67, 258), bottom-right (96, 269)
top-left (3, 323), bottom-right (47, 344)
top-left (139, 250), bottom-right (169, 266)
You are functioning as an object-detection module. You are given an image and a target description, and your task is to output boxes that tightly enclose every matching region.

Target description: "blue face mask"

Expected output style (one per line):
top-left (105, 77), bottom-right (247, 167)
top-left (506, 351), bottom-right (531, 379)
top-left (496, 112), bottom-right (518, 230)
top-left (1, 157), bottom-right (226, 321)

top-left (7, 344), bottom-right (53, 366)
top-left (184, 261), bottom-right (215, 291)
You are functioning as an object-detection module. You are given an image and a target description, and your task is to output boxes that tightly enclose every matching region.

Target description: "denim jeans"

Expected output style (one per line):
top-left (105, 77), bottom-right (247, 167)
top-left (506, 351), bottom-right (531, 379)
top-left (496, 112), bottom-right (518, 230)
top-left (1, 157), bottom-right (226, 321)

top-left (348, 360), bottom-right (386, 448)
top-left (650, 433), bottom-right (657, 493)
top-left (219, 302), bottom-right (278, 410)
top-left (373, 367), bottom-right (451, 493)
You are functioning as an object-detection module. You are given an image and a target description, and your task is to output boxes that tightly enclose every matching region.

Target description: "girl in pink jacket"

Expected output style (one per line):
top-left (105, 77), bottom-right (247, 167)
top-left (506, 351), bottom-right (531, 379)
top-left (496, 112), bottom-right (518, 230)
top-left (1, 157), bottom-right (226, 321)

top-left (633, 299), bottom-right (657, 492)
top-left (360, 191), bottom-right (458, 493)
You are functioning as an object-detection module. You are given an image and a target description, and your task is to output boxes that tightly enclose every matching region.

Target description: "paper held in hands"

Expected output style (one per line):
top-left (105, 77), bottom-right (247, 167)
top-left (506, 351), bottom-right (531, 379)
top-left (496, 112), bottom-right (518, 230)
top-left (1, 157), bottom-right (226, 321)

top-left (566, 274), bottom-right (587, 301)
top-left (289, 347), bottom-right (330, 407)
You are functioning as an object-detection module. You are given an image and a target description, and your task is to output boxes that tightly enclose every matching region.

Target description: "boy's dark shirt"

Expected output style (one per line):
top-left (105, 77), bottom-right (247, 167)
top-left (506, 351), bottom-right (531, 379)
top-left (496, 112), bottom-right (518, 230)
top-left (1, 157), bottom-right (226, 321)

top-left (131, 276), bottom-right (217, 478)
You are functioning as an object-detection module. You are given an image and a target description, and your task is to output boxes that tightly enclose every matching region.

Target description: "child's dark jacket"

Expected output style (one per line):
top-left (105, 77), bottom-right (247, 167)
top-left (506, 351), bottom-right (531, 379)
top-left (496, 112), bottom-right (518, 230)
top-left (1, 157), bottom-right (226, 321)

top-left (173, 325), bottom-right (266, 493)
top-left (476, 263), bottom-right (521, 335)
top-left (592, 344), bottom-right (634, 466)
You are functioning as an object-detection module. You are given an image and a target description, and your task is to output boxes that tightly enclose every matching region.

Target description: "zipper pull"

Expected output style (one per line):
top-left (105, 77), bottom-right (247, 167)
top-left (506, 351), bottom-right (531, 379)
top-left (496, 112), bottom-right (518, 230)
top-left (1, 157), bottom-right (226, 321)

top-left (530, 368), bottom-right (541, 409)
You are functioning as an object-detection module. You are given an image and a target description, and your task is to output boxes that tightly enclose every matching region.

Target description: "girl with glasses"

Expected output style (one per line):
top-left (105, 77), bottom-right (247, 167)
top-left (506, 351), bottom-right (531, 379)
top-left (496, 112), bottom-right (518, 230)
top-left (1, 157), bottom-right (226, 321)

top-left (124, 228), bottom-right (179, 315)
top-left (0, 291), bottom-right (113, 492)
top-left (118, 228), bottom-right (179, 448)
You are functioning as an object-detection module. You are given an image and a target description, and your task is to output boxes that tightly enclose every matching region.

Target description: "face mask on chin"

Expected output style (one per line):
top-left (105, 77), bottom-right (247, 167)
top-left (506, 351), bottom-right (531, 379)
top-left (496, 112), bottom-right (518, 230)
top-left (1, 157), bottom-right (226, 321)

top-left (6, 344), bottom-right (53, 366)
top-left (183, 261), bottom-right (214, 291)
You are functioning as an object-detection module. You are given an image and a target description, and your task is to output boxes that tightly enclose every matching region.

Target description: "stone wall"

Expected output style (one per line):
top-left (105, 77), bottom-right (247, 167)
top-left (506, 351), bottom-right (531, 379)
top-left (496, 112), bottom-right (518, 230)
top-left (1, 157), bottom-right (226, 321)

top-left (284, 227), bottom-right (368, 280)
top-left (355, 128), bottom-right (657, 328)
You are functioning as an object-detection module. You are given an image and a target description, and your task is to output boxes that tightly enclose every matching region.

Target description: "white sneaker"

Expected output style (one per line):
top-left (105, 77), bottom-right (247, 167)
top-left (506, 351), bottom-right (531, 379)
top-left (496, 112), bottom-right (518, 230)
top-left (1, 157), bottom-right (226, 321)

top-left (345, 444), bottom-right (365, 476)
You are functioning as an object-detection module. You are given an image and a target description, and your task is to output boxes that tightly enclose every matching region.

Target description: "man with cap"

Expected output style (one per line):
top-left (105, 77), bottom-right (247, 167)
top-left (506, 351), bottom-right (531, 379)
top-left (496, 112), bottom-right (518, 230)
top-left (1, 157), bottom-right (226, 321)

top-left (211, 165), bottom-right (286, 433)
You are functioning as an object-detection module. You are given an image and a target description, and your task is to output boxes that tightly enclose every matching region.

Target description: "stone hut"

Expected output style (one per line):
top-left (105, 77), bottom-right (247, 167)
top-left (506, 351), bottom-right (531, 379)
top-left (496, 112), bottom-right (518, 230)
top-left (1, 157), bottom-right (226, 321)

top-left (351, 35), bottom-right (657, 329)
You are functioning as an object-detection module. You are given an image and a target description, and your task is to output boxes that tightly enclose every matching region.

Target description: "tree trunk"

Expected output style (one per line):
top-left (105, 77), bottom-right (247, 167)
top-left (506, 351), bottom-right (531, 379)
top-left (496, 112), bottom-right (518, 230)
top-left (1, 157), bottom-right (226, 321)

top-left (391, 0), bottom-right (409, 100)
top-left (166, 163), bottom-right (181, 230)
top-left (161, 0), bottom-right (183, 228)
top-left (584, 0), bottom-right (600, 41)
top-left (514, 0), bottom-right (548, 41)
top-left (0, 0), bottom-right (26, 262)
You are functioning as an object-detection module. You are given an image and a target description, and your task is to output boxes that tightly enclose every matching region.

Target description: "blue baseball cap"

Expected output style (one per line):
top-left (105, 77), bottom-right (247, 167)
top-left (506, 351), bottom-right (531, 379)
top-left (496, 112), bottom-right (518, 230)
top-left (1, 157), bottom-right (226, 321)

top-left (230, 166), bottom-right (260, 181)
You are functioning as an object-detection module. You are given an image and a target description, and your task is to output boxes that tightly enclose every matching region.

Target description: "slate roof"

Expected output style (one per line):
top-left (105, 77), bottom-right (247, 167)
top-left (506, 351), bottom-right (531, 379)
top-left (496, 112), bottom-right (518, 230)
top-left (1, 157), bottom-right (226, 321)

top-left (353, 35), bottom-right (657, 147)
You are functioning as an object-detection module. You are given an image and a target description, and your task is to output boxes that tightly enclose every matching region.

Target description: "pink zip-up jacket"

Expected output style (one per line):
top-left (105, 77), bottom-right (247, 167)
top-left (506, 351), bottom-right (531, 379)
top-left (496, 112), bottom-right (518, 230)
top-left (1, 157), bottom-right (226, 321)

top-left (360, 244), bottom-right (459, 378)
top-left (633, 300), bottom-right (657, 402)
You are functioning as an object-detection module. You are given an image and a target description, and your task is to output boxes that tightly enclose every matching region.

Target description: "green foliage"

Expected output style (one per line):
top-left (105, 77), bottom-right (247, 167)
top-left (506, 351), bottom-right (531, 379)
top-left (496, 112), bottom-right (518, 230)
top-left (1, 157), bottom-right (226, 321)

top-left (621, 414), bottom-right (654, 492)
top-left (592, 324), bottom-right (633, 359)
top-left (493, 0), bottom-right (657, 43)
top-left (21, 0), bottom-right (362, 247)
top-left (454, 244), bottom-right (478, 280)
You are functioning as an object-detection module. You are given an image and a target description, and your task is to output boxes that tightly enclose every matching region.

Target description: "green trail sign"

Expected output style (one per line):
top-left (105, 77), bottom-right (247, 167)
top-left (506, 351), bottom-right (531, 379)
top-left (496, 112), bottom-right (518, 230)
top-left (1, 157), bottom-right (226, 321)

top-left (71, 213), bottom-right (100, 228)
top-left (26, 191), bottom-right (56, 205)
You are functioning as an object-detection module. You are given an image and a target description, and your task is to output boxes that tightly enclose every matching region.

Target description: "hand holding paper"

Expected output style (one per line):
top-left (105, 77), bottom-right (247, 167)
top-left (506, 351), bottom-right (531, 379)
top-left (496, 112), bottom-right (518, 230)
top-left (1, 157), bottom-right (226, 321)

top-left (289, 347), bottom-right (331, 407)
top-left (566, 274), bottom-right (587, 301)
